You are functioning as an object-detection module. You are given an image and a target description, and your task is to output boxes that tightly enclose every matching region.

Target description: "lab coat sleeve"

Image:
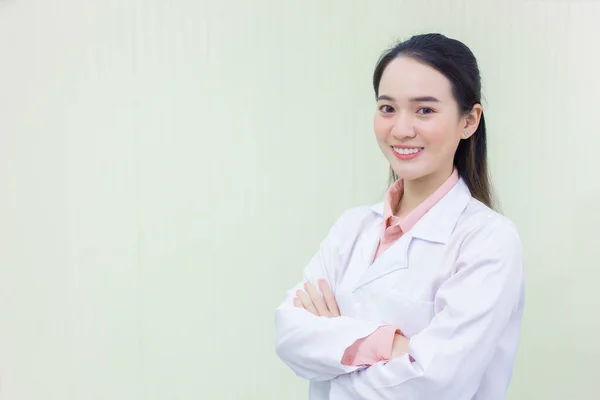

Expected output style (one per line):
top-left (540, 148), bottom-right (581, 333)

top-left (332, 218), bottom-right (524, 399)
top-left (274, 210), bottom-right (386, 382)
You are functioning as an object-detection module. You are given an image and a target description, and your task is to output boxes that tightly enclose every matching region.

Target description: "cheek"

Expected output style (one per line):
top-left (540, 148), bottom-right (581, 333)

top-left (373, 115), bottom-right (390, 141)
top-left (419, 121), bottom-right (460, 149)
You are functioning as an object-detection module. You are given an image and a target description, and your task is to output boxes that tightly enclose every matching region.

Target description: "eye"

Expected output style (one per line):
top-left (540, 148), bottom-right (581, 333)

top-left (417, 107), bottom-right (435, 115)
top-left (378, 104), bottom-right (395, 114)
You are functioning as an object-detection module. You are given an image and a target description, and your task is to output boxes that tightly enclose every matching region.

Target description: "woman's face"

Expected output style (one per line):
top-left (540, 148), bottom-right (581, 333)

top-left (374, 56), bottom-right (479, 184)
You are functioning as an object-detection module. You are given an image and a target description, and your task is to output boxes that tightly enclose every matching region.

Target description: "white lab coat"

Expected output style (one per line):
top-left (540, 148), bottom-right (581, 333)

top-left (274, 178), bottom-right (525, 400)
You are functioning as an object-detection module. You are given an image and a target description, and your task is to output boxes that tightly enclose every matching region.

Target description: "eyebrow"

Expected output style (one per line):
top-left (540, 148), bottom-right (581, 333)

top-left (377, 95), bottom-right (441, 103)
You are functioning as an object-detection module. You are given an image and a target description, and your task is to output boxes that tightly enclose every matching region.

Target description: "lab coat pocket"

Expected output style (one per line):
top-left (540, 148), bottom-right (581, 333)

top-left (366, 289), bottom-right (435, 338)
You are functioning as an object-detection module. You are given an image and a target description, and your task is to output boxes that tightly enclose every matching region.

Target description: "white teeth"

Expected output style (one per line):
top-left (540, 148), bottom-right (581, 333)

top-left (393, 147), bottom-right (422, 155)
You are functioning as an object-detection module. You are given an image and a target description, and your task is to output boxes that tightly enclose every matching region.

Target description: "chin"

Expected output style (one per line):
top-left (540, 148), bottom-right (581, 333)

top-left (390, 164), bottom-right (428, 182)
top-left (393, 171), bottom-right (426, 182)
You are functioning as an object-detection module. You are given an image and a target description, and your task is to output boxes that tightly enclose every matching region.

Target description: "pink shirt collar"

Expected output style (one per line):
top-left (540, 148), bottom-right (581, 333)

top-left (382, 168), bottom-right (460, 235)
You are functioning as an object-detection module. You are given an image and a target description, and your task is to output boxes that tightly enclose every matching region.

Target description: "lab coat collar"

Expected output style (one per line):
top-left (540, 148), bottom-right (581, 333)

top-left (368, 177), bottom-right (472, 244)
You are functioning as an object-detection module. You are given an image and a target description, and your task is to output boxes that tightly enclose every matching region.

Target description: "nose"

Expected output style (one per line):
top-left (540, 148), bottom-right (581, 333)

top-left (390, 113), bottom-right (416, 140)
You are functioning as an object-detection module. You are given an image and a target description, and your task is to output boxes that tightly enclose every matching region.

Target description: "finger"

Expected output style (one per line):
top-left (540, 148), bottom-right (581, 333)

top-left (304, 281), bottom-right (330, 317)
top-left (318, 279), bottom-right (340, 317)
top-left (293, 296), bottom-right (303, 308)
top-left (296, 289), bottom-right (318, 315)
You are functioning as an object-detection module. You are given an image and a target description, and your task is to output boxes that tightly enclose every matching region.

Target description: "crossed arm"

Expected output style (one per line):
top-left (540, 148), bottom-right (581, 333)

top-left (274, 214), bottom-right (523, 399)
top-left (293, 279), bottom-right (409, 362)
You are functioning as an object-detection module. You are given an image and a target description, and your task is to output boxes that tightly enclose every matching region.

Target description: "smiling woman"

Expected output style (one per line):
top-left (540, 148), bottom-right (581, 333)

top-left (274, 33), bottom-right (524, 400)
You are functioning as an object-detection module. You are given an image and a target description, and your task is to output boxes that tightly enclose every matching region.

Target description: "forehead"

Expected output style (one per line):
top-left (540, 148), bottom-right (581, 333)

top-left (378, 56), bottom-right (453, 100)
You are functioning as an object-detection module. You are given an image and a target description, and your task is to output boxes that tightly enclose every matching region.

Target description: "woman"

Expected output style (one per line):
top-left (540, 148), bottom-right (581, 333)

top-left (274, 33), bottom-right (524, 400)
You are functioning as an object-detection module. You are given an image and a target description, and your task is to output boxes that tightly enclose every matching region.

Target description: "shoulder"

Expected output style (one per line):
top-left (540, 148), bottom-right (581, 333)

top-left (455, 199), bottom-right (525, 308)
top-left (338, 202), bottom-right (383, 220)
top-left (325, 202), bottom-right (384, 241)
top-left (456, 198), bottom-right (523, 258)
top-left (334, 202), bottom-right (384, 228)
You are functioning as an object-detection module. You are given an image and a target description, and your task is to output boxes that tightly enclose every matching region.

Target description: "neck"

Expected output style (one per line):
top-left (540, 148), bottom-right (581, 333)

top-left (396, 167), bottom-right (454, 217)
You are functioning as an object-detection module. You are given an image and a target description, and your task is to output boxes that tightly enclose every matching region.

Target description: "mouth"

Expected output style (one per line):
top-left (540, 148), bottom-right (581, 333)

top-left (391, 146), bottom-right (424, 160)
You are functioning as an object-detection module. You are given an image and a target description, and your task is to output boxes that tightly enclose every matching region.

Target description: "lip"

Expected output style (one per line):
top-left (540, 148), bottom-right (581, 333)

top-left (391, 145), bottom-right (424, 161)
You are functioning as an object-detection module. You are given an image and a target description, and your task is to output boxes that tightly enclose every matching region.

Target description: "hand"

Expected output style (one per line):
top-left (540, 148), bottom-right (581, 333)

top-left (293, 279), bottom-right (340, 318)
top-left (391, 331), bottom-right (410, 359)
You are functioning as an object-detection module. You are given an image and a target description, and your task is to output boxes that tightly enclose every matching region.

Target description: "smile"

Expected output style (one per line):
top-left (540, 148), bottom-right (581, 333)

top-left (393, 147), bottom-right (422, 155)
top-left (392, 146), bottom-right (424, 160)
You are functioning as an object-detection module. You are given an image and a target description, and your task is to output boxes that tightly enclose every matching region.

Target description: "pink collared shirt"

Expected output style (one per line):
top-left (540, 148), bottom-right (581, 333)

top-left (341, 169), bottom-right (460, 366)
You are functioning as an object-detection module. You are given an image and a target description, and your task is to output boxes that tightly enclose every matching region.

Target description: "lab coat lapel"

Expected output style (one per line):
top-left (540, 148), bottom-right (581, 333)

top-left (353, 232), bottom-right (411, 292)
top-left (408, 178), bottom-right (472, 244)
top-left (357, 221), bottom-right (382, 269)
top-left (351, 178), bottom-right (472, 292)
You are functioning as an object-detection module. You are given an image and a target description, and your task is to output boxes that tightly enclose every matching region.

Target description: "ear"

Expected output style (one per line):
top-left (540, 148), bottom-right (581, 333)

top-left (462, 103), bottom-right (483, 139)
